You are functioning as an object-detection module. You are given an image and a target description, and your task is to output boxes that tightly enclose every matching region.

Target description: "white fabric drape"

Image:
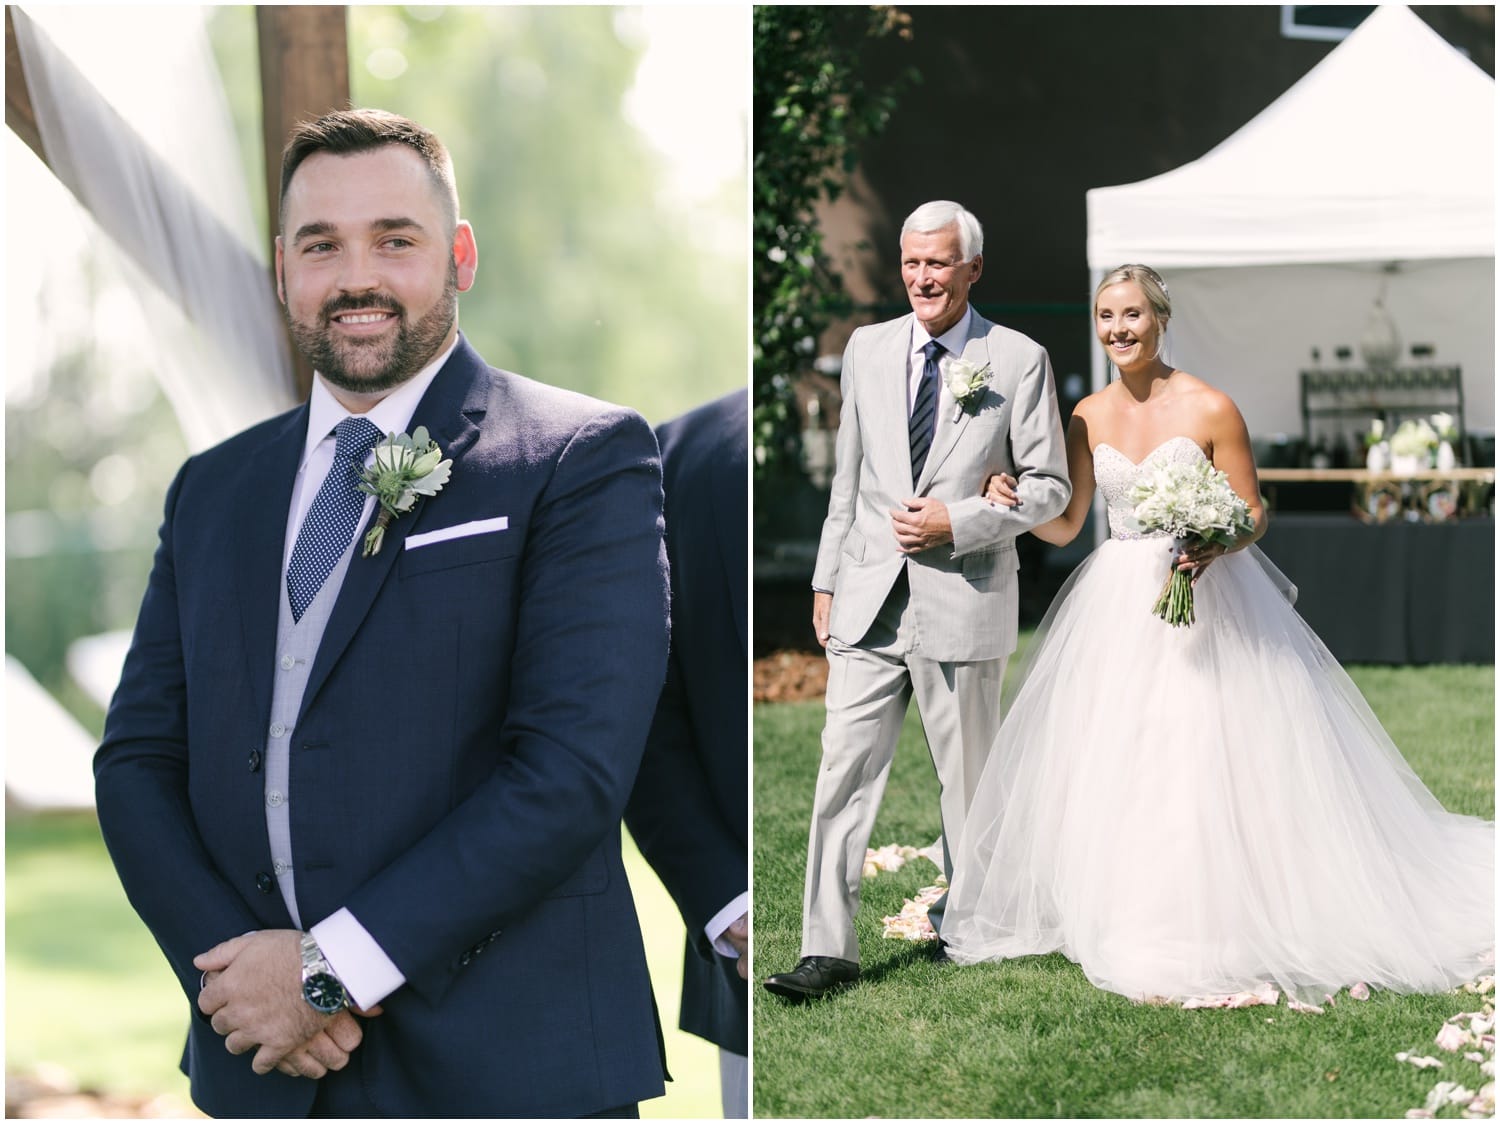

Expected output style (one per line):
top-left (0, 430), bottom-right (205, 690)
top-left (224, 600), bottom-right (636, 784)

top-left (12, 5), bottom-right (295, 451)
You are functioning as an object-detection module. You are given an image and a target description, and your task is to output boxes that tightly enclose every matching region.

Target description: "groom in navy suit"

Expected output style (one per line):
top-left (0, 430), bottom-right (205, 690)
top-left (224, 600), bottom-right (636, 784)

top-left (94, 109), bottom-right (670, 1117)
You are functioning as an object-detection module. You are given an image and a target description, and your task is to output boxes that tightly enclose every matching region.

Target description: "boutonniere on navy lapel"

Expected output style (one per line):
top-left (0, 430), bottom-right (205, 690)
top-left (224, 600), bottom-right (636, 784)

top-left (941, 356), bottom-right (991, 421)
top-left (357, 426), bottom-right (453, 556)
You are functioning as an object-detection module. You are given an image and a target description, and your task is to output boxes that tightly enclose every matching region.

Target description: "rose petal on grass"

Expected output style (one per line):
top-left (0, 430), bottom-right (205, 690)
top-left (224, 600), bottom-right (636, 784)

top-left (1462, 974), bottom-right (1495, 996)
top-left (1462, 1082), bottom-right (1495, 1118)
top-left (1397, 1053), bottom-right (1445, 1070)
top-left (1288, 997), bottom-right (1325, 1014)
top-left (1349, 981), bottom-right (1371, 1000)
top-left (1437, 1022), bottom-right (1472, 1051)
top-left (1424, 1082), bottom-right (1476, 1111)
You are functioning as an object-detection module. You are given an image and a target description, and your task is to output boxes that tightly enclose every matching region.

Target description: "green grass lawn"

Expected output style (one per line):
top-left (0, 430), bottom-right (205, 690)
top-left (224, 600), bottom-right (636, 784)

top-left (5, 814), bottom-right (720, 1118)
top-left (753, 646), bottom-right (1495, 1118)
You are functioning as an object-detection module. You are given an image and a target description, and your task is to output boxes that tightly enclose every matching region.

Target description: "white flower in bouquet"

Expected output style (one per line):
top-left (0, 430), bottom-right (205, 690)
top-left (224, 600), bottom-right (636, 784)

top-left (1129, 460), bottom-right (1255, 627)
top-left (1364, 418), bottom-right (1385, 448)
top-left (1390, 418), bottom-right (1439, 458)
top-left (1431, 413), bottom-right (1459, 442)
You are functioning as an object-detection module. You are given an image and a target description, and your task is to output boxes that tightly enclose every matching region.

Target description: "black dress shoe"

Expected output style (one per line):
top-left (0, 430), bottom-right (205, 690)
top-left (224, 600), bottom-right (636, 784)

top-left (763, 956), bottom-right (860, 999)
top-left (931, 940), bottom-right (952, 964)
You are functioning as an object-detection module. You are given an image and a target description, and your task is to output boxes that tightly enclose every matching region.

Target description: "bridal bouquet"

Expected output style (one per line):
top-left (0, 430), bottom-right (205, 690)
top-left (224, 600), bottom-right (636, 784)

top-left (1129, 460), bottom-right (1254, 626)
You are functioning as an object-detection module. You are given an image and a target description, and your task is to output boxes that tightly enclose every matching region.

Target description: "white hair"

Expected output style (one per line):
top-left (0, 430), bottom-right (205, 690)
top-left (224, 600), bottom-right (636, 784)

top-left (900, 201), bottom-right (983, 261)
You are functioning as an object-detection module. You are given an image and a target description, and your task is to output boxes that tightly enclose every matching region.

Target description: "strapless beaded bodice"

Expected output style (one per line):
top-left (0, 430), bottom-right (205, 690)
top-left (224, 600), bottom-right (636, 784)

top-left (1094, 436), bottom-right (1209, 541)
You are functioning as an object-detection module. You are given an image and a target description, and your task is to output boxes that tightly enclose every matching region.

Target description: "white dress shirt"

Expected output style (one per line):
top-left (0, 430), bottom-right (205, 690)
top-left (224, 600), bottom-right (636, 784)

top-left (907, 304), bottom-right (973, 416)
top-left (706, 892), bottom-right (750, 957)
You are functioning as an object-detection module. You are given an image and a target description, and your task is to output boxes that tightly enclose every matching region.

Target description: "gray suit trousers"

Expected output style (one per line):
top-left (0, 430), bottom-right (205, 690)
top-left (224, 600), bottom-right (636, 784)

top-left (801, 572), bottom-right (1006, 963)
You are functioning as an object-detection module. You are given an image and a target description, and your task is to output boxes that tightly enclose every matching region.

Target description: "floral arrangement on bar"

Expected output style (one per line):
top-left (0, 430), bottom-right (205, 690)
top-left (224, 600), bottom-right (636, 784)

top-left (1390, 418), bottom-right (1440, 475)
top-left (1431, 413), bottom-right (1461, 471)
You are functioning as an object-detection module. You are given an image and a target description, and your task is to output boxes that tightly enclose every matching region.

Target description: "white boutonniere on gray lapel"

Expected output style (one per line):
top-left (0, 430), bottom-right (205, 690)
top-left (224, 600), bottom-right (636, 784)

top-left (357, 426), bottom-right (453, 556)
top-left (940, 356), bottom-right (991, 421)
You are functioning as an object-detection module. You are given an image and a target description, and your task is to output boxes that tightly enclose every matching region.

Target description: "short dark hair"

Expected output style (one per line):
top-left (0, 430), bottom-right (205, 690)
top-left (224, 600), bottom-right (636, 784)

top-left (278, 108), bottom-right (459, 231)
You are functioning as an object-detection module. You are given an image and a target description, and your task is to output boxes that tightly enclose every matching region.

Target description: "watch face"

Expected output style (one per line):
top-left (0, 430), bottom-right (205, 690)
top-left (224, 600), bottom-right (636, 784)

top-left (303, 972), bottom-right (347, 1014)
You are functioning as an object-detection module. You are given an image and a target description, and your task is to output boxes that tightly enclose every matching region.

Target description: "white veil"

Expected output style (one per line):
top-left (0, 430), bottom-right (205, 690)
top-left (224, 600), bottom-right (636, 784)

top-left (11, 5), bottom-right (295, 451)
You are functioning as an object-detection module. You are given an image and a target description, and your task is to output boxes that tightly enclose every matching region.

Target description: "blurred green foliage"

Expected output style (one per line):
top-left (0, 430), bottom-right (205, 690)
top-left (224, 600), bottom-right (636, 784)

top-left (752, 6), bottom-right (912, 485)
top-left (5, 262), bottom-right (188, 732)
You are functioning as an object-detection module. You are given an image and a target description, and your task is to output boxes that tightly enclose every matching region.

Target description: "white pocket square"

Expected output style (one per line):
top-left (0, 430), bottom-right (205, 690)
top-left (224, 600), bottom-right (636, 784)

top-left (405, 516), bottom-right (510, 550)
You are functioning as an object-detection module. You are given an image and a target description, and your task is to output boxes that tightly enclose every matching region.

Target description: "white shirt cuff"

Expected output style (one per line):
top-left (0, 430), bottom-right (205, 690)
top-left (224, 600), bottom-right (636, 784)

top-left (705, 892), bottom-right (749, 958)
top-left (310, 909), bottom-right (406, 1011)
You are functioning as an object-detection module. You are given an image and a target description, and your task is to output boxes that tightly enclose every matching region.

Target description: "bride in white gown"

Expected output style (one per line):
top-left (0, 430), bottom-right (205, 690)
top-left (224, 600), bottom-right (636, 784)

top-left (940, 265), bottom-right (1494, 1005)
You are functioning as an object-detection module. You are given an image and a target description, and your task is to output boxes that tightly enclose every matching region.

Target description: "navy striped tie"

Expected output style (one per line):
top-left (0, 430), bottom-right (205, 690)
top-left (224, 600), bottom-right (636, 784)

top-left (909, 339), bottom-right (944, 480)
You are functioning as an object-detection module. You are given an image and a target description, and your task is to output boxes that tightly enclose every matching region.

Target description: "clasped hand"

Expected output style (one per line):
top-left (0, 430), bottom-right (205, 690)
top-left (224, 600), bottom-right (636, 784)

top-left (194, 930), bottom-right (379, 1079)
top-left (889, 497), bottom-right (953, 553)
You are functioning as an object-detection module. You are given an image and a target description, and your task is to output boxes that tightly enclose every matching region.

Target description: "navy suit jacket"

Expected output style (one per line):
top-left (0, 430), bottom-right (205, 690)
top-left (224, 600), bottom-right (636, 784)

top-left (95, 336), bottom-right (671, 1117)
top-left (624, 389), bottom-right (748, 1057)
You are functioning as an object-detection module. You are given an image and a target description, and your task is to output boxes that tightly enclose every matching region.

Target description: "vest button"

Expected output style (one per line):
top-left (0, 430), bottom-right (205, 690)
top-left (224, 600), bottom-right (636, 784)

top-left (248, 750), bottom-right (262, 772)
top-left (255, 872), bottom-right (274, 894)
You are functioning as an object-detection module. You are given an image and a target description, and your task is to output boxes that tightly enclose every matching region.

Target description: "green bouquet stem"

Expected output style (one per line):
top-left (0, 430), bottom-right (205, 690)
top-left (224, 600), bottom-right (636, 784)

top-left (1152, 541), bottom-right (1197, 627)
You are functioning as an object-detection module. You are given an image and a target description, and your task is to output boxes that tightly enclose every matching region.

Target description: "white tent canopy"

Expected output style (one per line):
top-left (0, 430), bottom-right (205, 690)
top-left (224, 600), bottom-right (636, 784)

top-left (1086, 5), bottom-right (1494, 440)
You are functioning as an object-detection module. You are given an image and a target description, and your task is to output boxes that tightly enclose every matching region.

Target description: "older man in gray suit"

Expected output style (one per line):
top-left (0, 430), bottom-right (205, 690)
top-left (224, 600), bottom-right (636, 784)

top-left (765, 200), bottom-right (1070, 999)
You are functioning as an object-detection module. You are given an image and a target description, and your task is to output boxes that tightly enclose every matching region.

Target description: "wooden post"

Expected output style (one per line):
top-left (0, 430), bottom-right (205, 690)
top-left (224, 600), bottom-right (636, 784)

top-left (257, 5), bottom-right (350, 399)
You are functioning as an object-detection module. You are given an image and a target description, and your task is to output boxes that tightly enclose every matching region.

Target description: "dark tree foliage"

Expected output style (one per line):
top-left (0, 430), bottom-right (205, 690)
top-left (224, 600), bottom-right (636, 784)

top-left (753, 6), bottom-right (913, 485)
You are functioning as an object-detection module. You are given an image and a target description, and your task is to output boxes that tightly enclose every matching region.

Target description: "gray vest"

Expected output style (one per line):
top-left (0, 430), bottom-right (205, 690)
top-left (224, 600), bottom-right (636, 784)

top-left (263, 508), bottom-right (367, 928)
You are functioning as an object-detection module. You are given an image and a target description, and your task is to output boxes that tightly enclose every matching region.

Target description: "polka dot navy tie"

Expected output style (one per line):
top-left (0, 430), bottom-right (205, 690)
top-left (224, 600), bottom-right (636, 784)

top-left (286, 416), bottom-right (384, 622)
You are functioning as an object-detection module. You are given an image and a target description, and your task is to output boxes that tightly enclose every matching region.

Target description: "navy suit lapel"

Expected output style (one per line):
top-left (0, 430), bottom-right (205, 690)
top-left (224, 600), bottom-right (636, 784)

top-left (298, 338), bottom-right (489, 721)
top-left (234, 407), bottom-right (310, 730)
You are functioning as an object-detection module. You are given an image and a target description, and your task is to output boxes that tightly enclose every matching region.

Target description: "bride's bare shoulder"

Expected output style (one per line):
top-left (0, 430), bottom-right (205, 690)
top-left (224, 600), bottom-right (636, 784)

top-left (1174, 372), bottom-right (1244, 420)
top-left (1071, 385), bottom-right (1120, 422)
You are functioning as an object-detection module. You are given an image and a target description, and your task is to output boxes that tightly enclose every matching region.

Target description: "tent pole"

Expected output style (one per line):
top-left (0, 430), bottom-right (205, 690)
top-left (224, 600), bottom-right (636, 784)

top-left (1088, 267), bottom-right (1108, 548)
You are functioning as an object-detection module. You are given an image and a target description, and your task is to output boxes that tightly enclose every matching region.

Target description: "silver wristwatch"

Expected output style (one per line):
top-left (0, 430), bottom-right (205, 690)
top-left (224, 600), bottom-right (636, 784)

top-left (299, 931), bottom-right (349, 1014)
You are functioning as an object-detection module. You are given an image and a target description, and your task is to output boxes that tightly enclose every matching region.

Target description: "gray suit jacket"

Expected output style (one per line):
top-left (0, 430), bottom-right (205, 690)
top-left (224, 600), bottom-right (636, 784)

top-left (811, 310), bottom-right (1070, 662)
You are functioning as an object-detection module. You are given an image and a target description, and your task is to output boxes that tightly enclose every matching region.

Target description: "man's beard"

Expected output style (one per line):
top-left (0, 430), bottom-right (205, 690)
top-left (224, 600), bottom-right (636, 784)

top-left (287, 260), bottom-right (458, 396)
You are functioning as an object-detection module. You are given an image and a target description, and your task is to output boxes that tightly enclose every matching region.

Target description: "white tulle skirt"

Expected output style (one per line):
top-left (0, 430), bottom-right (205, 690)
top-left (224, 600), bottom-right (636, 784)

top-left (942, 536), bottom-right (1494, 1004)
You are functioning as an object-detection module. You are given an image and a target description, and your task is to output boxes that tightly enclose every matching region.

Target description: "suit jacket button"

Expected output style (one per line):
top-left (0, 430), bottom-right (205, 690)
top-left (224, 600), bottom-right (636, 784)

top-left (248, 750), bottom-right (262, 772)
top-left (255, 872), bottom-right (274, 894)
top-left (458, 951), bottom-right (473, 967)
